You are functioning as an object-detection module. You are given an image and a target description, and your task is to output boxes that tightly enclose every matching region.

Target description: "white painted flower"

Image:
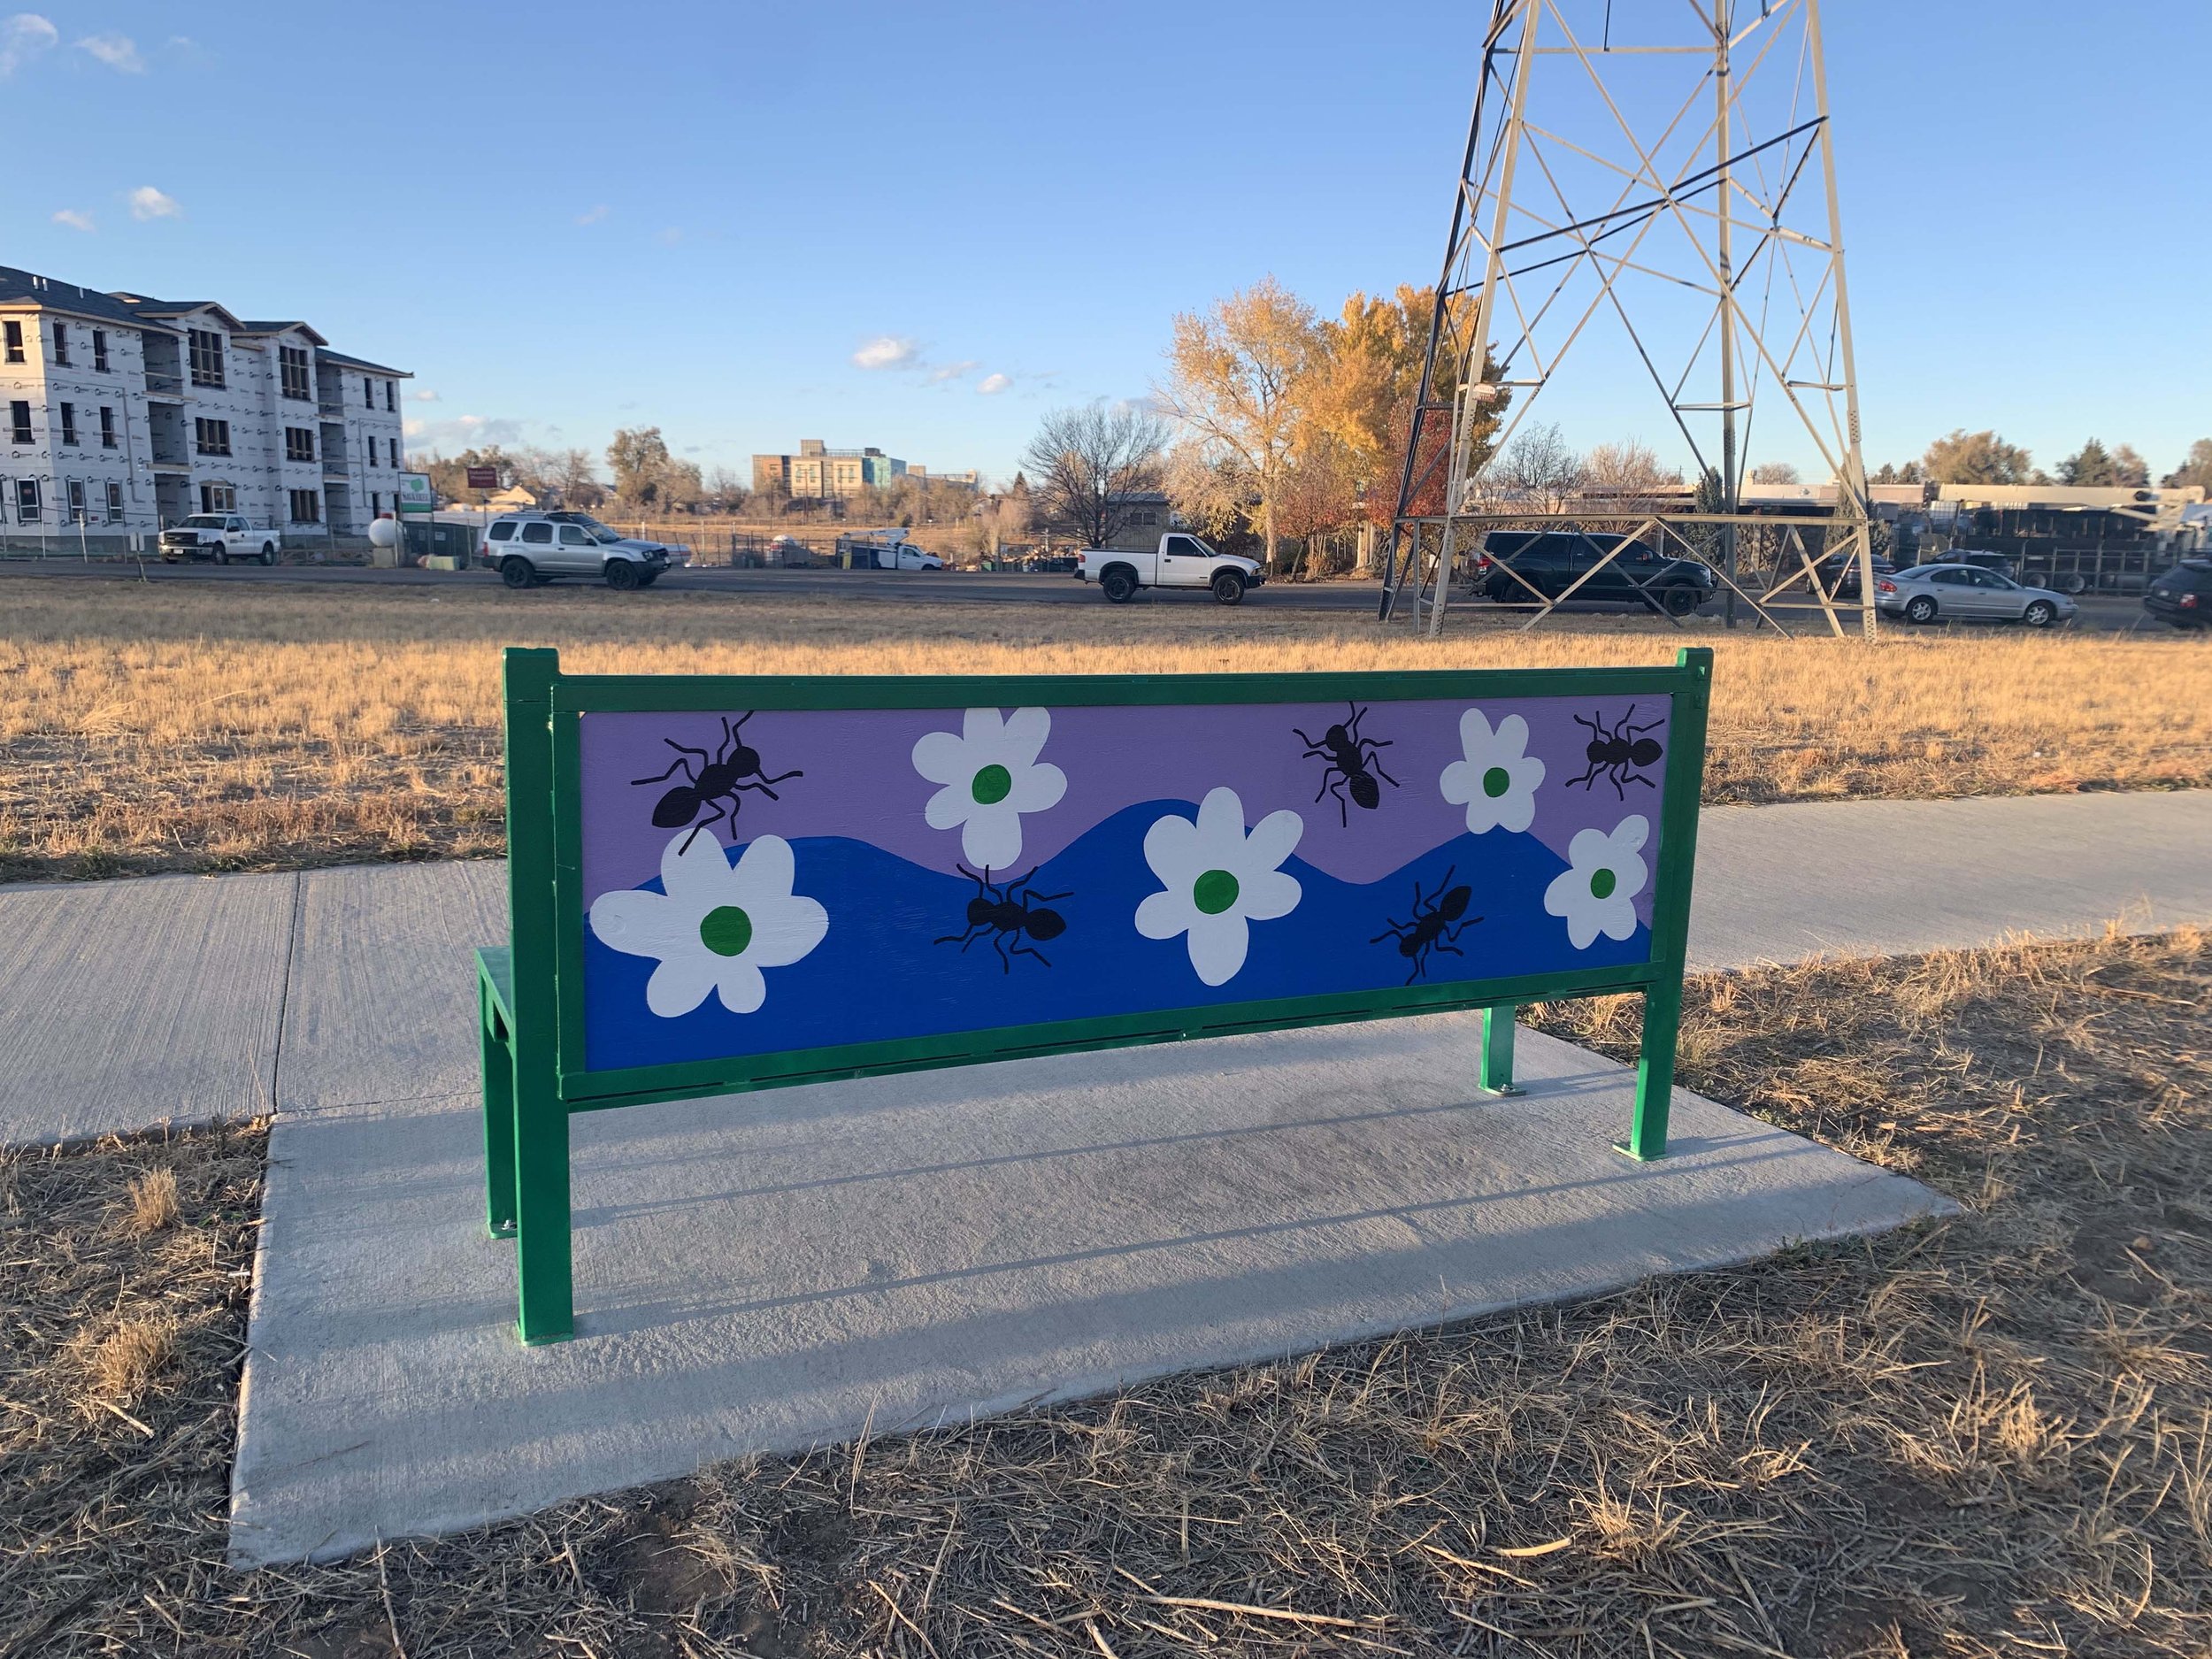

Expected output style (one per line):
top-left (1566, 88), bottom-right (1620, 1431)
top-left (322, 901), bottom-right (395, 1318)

top-left (912, 707), bottom-right (1068, 872)
top-left (1134, 787), bottom-right (1303, 987)
top-left (1543, 814), bottom-right (1650, 949)
top-left (1439, 709), bottom-right (1546, 834)
top-left (589, 831), bottom-right (826, 1018)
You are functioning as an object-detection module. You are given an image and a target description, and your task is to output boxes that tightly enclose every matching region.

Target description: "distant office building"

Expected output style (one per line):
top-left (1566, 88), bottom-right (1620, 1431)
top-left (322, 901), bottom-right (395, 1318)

top-left (0, 264), bottom-right (409, 547)
top-left (751, 441), bottom-right (979, 501)
top-left (906, 465), bottom-right (979, 491)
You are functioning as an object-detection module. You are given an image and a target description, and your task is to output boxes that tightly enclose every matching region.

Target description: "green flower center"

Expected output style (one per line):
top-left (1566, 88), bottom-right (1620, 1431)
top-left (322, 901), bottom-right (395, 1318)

top-left (1589, 868), bottom-right (1617, 901)
top-left (1193, 869), bottom-right (1240, 916)
top-left (1482, 765), bottom-right (1513, 799)
top-left (698, 904), bottom-right (753, 957)
top-left (971, 763), bottom-right (1013, 805)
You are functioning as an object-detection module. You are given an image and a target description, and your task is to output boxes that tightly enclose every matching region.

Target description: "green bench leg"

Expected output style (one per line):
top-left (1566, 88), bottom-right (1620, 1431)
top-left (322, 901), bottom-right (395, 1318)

top-left (1479, 1004), bottom-right (1520, 1095)
top-left (1619, 979), bottom-right (1681, 1162)
top-left (512, 1073), bottom-right (574, 1345)
top-left (480, 984), bottom-right (518, 1239)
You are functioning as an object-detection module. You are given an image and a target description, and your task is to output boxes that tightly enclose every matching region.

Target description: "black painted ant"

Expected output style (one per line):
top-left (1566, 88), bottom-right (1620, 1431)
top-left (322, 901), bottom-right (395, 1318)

top-left (1371, 866), bottom-right (1483, 985)
top-left (934, 865), bottom-right (1070, 972)
top-left (631, 713), bottom-right (803, 851)
top-left (1294, 701), bottom-right (1399, 828)
top-left (1565, 705), bottom-right (1663, 798)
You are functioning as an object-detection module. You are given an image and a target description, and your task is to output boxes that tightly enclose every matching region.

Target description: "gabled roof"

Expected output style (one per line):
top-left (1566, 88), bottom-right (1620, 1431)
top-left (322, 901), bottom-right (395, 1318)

top-left (235, 319), bottom-right (330, 347)
top-left (108, 292), bottom-right (248, 333)
top-left (316, 348), bottom-right (411, 378)
top-left (0, 265), bottom-right (179, 331)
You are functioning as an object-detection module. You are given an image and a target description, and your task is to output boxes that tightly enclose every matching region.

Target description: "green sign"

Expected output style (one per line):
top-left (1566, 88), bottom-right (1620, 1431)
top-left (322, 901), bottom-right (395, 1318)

top-left (397, 472), bottom-right (434, 515)
top-left (479, 647), bottom-right (1714, 1343)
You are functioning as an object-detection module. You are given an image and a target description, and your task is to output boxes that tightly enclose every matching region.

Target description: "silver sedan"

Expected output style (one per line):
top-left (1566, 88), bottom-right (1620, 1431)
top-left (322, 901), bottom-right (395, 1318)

top-left (1873, 563), bottom-right (2078, 628)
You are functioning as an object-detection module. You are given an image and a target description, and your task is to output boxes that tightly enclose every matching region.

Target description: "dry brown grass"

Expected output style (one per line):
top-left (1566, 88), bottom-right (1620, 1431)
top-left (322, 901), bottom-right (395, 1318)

top-left (2, 578), bottom-right (2208, 881)
top-left (121, 1164), bottom-right (180, 1234)
top-left (4, 929), bottom-right (2207, 1655)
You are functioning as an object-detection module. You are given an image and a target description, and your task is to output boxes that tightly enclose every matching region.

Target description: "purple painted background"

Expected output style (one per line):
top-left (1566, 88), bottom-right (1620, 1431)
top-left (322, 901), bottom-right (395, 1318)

top-left (578, 694), bottom-right (1671, 926)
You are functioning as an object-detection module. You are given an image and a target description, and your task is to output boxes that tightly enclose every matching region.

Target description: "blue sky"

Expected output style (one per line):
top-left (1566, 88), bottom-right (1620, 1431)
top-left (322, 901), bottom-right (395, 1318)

top-left (4, 1), bottom-right (2205, 486)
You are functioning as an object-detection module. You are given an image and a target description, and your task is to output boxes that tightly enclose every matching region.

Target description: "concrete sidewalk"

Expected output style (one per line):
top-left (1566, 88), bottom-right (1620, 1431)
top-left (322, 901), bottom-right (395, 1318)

top-left (227, 1016), bottom-right (1954, 1566)
top-left (4, 788), bottom-right (2207, 1148)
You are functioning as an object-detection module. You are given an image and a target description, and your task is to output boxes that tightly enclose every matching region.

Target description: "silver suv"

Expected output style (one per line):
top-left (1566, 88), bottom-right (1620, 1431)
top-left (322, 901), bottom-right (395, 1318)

top-left (480, 512), bottom-right (682, 590)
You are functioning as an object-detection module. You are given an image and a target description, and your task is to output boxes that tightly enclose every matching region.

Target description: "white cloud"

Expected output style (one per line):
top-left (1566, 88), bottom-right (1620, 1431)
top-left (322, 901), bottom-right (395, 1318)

top-left (575, 204), bottom-right (609, 225)
top-left (0, 13), bottom-right (58, 75)
top-left (852, 335), bottom-right (919, 371)
top-left (127, 185), bottom-right (181, 220)
top-left (926, 359), bottom-right (980, 385)
top-left (410, 388), bottom-right (439, 403)
top-left (51, 208), bottom-right (94, 232)
top-left (977, 373), bottom-right (1013, 396)
top-left (406, 414), bottom-right (528, 449)
top-left (75, 30), bottom-right (142, 71)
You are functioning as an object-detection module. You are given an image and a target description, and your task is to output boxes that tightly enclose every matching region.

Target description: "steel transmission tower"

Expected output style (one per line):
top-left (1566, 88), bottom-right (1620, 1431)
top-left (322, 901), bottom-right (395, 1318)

top-left (1378, 0), bottom-right (1876, 636)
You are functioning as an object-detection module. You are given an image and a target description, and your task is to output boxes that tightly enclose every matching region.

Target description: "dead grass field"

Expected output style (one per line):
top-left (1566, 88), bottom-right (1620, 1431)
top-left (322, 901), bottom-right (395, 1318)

top-left (4, 929), bottom-right (2207, 1656)
top-left (2, 579), bottom-right (2208, 881)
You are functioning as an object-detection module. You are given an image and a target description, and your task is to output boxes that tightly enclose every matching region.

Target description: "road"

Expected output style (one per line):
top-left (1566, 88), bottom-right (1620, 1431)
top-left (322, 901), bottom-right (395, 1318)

top-left (0, 556), bottom-right (2169, 633)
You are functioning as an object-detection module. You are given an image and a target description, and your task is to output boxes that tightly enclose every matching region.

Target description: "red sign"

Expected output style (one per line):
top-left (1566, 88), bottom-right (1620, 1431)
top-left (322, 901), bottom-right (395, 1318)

top-left (466, 465), bottom-right (499, 491)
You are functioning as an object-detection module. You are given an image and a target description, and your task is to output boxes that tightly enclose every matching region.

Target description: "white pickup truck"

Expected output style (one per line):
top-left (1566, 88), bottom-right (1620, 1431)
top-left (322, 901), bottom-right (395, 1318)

top-left (1077, 533), bottom-right (1264, 605)
top-left (158, 514), bottom-right (282, 565)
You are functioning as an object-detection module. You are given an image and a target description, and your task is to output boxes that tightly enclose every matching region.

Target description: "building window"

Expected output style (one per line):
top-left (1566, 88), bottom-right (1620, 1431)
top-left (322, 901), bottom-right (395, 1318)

top-left (280, 344), bottom-right (311, 402)
top-left (199, 481), bottom-right (236, 514)
top-left (14, 479), bottom-right (38, 523)
top-left (286, 426), bottom-right (315, 464)
top-left (384, 381), bottom-right (395, 411)
top-left (4, 320), bottom-right (22, 363)
top-left (363, 375), bottom-right (373, 407)
top-left (105, 480), bottom-right (124, 522)
top-left (188, 328), bottom-right (226, 388)
top-left (194, 417), bottom-right (232, 457)
top-left (66, 480), bottom-right (86, 522)
top-left (93, 328), bottom-right (109, 372)
top-left (288, 488), bottom-right (321, 524)
top-left (367, 435), bottom-right (380, 468)
top-left (50, 322), bottom-right (69, 365)
top-left (8, 401), bottom-right (29, 444)
top-left (59, 403), bottom-right (77, 446)
top-left (99, 406), bottom-right (117, 449)
top-left (370, 491), bottom-right (383, 517)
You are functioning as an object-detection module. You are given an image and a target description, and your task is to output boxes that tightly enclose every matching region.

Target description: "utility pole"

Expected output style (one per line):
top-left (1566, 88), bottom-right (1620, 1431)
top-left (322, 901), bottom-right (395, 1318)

top-left (1378, 0), bottom-right (1874, 640)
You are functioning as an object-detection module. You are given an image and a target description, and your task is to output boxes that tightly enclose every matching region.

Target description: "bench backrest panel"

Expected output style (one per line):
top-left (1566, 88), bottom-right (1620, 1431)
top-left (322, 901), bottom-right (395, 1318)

top-left (507, 653), bottom-right (1712, 1110)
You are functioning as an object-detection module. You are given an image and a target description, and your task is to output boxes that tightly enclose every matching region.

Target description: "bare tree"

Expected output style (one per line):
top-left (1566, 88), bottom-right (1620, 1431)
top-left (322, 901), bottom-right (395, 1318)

top-left (1493, 423), bottom-right (1585, 510)
top-left (1581, 439), bottom-right (1678, 507)
top-left (1020, 402), bottom-right (1170, 549)
top-left (1749, 461), bottom-right (1802, 484)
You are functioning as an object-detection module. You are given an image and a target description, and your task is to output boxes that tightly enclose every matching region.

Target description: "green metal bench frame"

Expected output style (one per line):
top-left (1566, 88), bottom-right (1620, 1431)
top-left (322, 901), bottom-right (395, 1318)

top-left (477, 645), bottom-right (1713, 1344)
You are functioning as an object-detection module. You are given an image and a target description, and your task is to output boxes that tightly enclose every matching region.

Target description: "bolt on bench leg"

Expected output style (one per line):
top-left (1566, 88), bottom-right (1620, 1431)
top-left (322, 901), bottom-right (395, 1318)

top-left (1479, 1004), bottom-right (1520, 1095)
top-left (1618, 979), bottom-right (1681, 1162)
top-left (480, 986), bottom-right (518, 1240)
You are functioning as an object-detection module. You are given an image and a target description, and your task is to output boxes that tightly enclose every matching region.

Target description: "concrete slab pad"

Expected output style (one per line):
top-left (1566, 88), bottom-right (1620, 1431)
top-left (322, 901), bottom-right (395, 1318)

top-left (1689, 789), bottom-right (2212, 970)
top-left (229, 1013), bottom-right (1953, 1566)
top-left (275, 860), bottom-right (506, 1115)
top-left (0, 870), bottom-right (296, 1146)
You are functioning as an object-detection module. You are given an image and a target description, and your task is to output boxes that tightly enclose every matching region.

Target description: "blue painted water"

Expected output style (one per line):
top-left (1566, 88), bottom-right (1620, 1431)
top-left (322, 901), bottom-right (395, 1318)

top-left (580, 801), bottom-right (1648, 1073)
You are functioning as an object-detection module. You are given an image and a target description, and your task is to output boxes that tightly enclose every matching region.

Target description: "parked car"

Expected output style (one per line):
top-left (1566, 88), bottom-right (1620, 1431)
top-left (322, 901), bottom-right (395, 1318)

top-left (1872, 563), bottom-right (2076, 627)
top-left (1809, 549), bottom-right (1895, 598)
top-left (159, 514), bottom-right (281, 565)
top-left (2143, 557), bottom-right (2212, 630)
top-left (1078, 534), bottom-right (1264, 605)
top-left (836, 531), bottom-right (944, 571)
top-left (1476, 531), bottom-right (1715, 615)
top-left (480, 511), bottom-right (676, 589)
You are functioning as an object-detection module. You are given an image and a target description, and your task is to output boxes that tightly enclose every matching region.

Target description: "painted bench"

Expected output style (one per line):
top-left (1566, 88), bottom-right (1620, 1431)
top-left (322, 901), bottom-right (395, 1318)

top-left (479, 646), bottom-right (1712, 1342)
